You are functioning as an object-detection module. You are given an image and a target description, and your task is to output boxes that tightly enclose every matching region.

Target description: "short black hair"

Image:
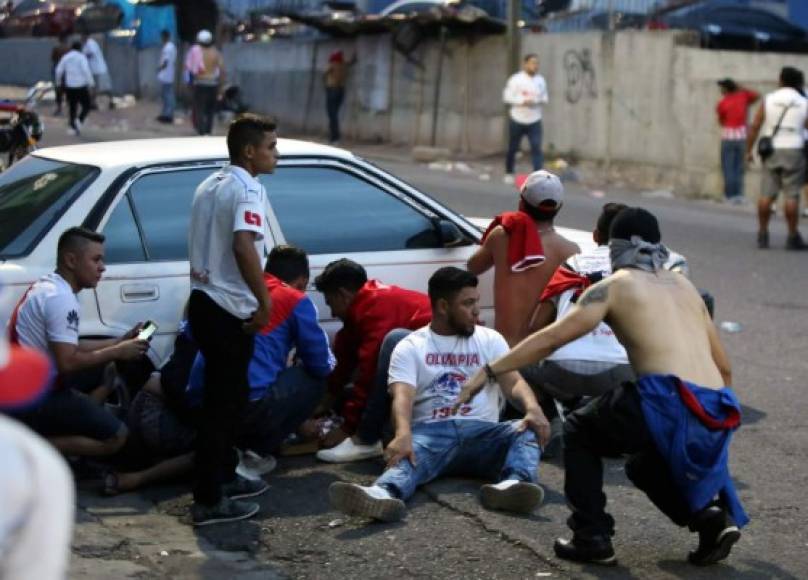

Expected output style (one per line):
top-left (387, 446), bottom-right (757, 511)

top-left (609, 207), bottom-right (661, 244)
top-left (226, 114), bottom-right (277, 161)
top-left (428, 267), bottom-right (477, 306)
top-left (71, 40), bottom-right (82, 51)
top-left (57, 227), bottom-right (104, 260)
top-left (266, 245), bottom-right (309, 284)
top-left (596, 202), bottom-right (628, 243)
top-left (524, 53), bottom-right (538, 62)
top-left (161, 29), bottom-right (170, 38)
top-left (314, 258), bottom-right (367, 294)
top-left (780, 66), bottom-right (804, 91)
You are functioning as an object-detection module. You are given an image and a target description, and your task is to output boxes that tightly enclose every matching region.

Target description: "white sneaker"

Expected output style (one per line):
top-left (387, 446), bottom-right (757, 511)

top-left (329, 482), bottom-right (406, 522)
top-left (503, 174), bottom-right (515, 185)
top-left (236, 449), bottom-right (277, 481)
top-left (480, 479), bottom-right (544, 514)
top-left (67, 127), bottom-right (78, 136)
top-left (316, 437), bottom-right (383, 463)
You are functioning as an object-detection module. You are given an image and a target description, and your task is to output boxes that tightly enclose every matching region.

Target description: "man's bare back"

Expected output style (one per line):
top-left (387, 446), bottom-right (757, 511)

top-left (469, 225), bottom-right (579, 346)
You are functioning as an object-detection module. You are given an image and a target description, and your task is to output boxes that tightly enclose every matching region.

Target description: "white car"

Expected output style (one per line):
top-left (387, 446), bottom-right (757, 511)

top-left (0, 137), bottom-right (592, 366)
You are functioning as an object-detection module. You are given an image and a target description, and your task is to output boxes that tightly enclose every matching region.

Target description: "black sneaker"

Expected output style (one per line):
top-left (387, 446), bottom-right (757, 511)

top-left (786, 232), bottom-right (808, 251)
top-left (222, 474), bottom-right (269, 500)
top-left (191, 497), bottom-right (259, 527)
top-left (688, 506), bottom-right (740, 566)
top-left (553, 537), bottom-right (617, 566)
top-left (757, 231), bottom-right (769, 249)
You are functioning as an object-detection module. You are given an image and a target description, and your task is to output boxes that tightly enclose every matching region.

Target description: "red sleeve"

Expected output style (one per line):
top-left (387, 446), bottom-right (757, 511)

top-left (338, 303), bottom-right (390, 434)
top-left (716, 99), bottom-right (727, 125)
top-left (328, 326), bottom-right (359, 397)
top-left (743, 90), bottom-right (760, 105)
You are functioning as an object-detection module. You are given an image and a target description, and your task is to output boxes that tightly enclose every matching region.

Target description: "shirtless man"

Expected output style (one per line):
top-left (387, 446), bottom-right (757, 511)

top-left (468, 170), bottom-right (579, 347)
top-left (457, 207), bottom-right (748, 567)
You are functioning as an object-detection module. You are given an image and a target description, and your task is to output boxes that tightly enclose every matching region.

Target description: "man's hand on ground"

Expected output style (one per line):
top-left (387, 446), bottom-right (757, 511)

top-left (320, 426), bottom-right (348, 449)
top-left (453, 369), bottom-right (486, 412)
top-left (518, 406), bottom-right (551, 448)
top-left (243, 304), bottom-right (271, 334)
top-left (384, 433), bottom-right (415, 468)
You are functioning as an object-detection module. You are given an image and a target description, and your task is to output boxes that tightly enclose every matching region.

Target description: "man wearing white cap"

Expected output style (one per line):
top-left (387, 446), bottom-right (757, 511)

top-left (187, 29), bottom-right (225, 135)
top-left (468, 170), bottom-right (579, 348)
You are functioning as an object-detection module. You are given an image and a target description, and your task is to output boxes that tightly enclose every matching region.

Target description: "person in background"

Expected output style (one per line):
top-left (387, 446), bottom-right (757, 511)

top-left (50, 33), bottom-right (70, 116)
top-left (81, 32), bottom-right (114, 110)
top-left (188, 29), bottom-right (225, 136)
top-left (324, 50), bottom-right (348, 144)
top-left (502, 54), bottom-right (549, 184)
top-left (156, 29), bottom-right (177, 124)
top-left (55, 41), bottom-right (94, 136)
top-left (716, 78), bottom-right (758, 204)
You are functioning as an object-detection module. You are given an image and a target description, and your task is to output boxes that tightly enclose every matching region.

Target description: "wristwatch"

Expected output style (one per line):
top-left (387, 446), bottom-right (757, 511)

top-left (483, 363), bottom-right (497, 383)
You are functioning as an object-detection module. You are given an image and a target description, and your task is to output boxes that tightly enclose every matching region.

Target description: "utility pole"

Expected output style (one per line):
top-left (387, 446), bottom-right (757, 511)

top-left (506, 0), bottom-right (521, 75)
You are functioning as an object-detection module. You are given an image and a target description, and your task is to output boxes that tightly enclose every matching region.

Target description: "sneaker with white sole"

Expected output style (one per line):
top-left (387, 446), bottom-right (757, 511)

top-left (222, 474), bottom-right (269, 500)
top-left (316, 437), bottom-right (383, 463)
top-left (236, 449), bottom-right (277, 481)
top-left (191, 497), bottom-right (260, 527)
top-left (480, 480), bottom-right (544, 514)
top-left (329, 482), bottom-right (406, 522)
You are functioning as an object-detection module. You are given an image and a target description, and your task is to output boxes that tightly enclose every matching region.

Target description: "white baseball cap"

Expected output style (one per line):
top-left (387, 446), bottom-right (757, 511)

top-left (520, 170), bottom-right (564, 208)
top-left (196, 29), bottom-right (213, 45)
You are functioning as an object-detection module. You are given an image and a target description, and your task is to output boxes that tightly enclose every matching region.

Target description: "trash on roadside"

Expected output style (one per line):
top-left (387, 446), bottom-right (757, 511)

top-left (427, 161), bottom-right (453, 172)
top-left (478, 173), bottom-right (491, 181)
top-left (159, 550), bottom-right (169, 557)
top-left (454, 162), bottom-right (473, 173)
top-left (641, 188), bottom-right (674, 199)
top-left (720, 321), bottom-right (743, 333)
top-left (111, 95), bottom-right (137, 109)
top-left (590, 190), bottom-right (605, 198)
top-left (328, 519), bottom-right (345, 528)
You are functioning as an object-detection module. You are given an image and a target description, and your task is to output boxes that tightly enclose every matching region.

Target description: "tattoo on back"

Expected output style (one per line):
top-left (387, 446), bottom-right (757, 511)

top-left (579, 283), bottom-right (609, 306)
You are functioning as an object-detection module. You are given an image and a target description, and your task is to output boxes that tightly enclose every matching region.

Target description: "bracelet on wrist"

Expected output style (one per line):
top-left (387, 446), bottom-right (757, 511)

top-left (484, 363), bottom-right (497, 383)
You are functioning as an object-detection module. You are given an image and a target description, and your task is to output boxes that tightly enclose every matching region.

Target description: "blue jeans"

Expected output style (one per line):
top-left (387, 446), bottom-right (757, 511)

top-left (160, 82), bottom-right (175, 119)
top-left (241, 366), bottom-right (326, 455)
top-left (355, 328), bottom-right (412, 444)
top-left (720, 139), bottom-right (745, 199)
top-left (326, 86), bottom-right (344, 143)
top-left (506, 119), bottom-right (543, 174)
top-left (375, 419), bottom-right (541, 501)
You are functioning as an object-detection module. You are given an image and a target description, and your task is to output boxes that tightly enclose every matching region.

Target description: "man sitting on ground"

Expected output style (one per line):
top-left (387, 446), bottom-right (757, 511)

top-left (104, 245), bottom-right (335, 496)
top-left (468, 170), bottom-right (579, 347)
top-left (313, 259), bottom-right (431, 463)
top-left (329, 267), bottom-right (549, 522)
top-left (9, 227), bottom-right (148, 459)
top-left (457, 207), bottom-right (747, 567)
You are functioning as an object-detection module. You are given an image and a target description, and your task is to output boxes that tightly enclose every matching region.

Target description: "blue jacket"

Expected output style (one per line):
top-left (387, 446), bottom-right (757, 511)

top-left (188, 274), bottom-right (335, 404)
top-left (637, 374), bottom-right (749, 528)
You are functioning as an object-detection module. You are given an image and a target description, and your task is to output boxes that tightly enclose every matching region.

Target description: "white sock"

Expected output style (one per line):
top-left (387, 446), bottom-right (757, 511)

top-left (491, 479), bottom-right (521, 490)
top-left (363, 485), bottom-right (393, 500)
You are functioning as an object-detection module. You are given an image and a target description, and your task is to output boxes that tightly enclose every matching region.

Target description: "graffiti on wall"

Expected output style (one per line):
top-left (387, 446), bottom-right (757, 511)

top-left (563, 49), bottom-right (598, 104)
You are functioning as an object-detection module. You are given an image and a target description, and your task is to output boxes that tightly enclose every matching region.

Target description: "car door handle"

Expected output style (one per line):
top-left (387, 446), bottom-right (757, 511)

top-left (121, 284), bottom-right (159, 302)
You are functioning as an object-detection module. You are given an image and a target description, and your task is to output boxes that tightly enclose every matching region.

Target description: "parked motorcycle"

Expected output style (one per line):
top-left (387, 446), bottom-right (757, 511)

top-left (0, 83), bottom-right (47, 171)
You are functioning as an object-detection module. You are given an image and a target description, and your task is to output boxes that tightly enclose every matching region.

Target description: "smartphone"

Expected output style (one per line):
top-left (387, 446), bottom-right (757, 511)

top-left (137, 321), bottom-right (158, 342)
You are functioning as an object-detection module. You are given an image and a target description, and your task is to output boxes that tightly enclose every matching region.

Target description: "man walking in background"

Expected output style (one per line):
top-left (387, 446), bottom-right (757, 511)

top-left (502, 54), bottom-right (548, 184)
top-left (81, 32), bottom-right (114, 110)
top-left (716, 78), bottom-right (758, 204)
top-left (156, 29), bottom-right (177, 124)
top-left (324, 50), bottom-right (348, 144)
top-left (55, 41), bottom-right (94, 136)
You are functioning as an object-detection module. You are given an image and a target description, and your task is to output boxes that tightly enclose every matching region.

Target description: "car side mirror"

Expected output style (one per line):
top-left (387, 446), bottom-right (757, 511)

top-left (436, 219), bottom-right (466, 247)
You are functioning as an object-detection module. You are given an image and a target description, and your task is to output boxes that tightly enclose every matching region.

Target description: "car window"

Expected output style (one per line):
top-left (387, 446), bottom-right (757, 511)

top-left (102, 195), bottom-right (146, 263)
top-left (0, 156), bottom-right (98, 259)
top-left (126, 168), bottom-right (213, 261)
top-left (260, 166), bottom-right (442, 255)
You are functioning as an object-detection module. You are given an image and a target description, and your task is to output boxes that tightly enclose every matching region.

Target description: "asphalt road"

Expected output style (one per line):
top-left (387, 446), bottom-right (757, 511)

top-left (8, 102), bottom-right (806, 578)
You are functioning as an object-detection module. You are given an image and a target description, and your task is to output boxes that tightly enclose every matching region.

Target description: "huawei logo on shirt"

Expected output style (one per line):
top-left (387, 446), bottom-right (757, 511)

top-left (66, 309), bottom-right (79, 332)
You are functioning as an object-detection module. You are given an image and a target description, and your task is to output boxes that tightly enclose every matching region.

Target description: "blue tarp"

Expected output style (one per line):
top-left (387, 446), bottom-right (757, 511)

top-left (106, 0), bottom-right (178, 48)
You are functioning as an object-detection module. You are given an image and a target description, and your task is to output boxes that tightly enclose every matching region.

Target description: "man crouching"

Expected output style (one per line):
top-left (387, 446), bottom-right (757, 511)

top-left (329, 267), bottom-right (549, 522)
top-left (457, 207), bottom-right (747, 567)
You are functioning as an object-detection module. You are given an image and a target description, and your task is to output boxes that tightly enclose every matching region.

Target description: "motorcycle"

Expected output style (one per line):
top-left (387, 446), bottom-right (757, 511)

top-left (0, 83), bottom-right (48, 171)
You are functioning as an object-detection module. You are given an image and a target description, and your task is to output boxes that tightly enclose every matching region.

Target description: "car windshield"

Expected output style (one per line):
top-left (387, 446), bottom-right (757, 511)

top-left (0, 156), bottom-right (99, 259)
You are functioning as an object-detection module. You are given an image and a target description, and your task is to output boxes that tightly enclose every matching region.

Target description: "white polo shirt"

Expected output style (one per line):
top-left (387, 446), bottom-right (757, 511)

top-left (189, 165), bottom-right (267, 319)
top-left (54, 50), bottom-right (94, 89)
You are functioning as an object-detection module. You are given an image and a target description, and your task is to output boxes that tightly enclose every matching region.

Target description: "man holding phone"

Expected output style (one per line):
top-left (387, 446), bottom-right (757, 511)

top-left (8, 227), bottom-right (149, 459)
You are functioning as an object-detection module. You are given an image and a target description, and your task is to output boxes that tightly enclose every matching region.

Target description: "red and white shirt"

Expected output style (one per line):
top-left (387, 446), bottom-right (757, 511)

top-left (388, 325), bottom-right (508, 425)
top-left (717, 89), bottom-right (759, 141)
top-left (189, 164), bottom-right (267, 319)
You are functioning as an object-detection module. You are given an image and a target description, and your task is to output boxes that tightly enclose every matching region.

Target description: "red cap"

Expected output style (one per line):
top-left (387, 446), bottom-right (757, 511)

top-left (329, 50), bottom-right (344, 63)
top-left (0, 340), bottom-right (51, 410)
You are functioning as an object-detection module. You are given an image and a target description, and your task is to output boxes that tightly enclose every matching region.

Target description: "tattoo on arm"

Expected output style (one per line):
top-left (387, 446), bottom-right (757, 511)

top-left (579, 283), bottom-right (609, 306)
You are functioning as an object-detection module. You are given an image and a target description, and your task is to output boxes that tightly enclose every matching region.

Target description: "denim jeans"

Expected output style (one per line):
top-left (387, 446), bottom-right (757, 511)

top-left (355, 328), bottom-right (412, 444)
top-left (375, 419), bottom-right (541, 501)
top-left (720, 139), bottom-right (745, 199)
top-left (241, 366), bottom-right (326, 455)
top-left (192, 84), bottom-right (218, 136)
top-left (506, 119), bottom-right (543, 174)
top-left (160, 82), bottom-right (175, 119)
top-left (326, 86), bottom-right (345, 143)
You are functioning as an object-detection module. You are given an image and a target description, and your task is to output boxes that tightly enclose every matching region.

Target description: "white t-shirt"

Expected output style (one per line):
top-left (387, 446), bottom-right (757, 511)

top-left (157, 41), bottom-right (177, 84)
top-left (388, 325), bottom-right (508, 425)
top-left (502, 71), bottom-right (548, 125)
top-left (762, 87), bottom-right (808, 150)
top-left (12, 273), bottom-right (80, 381)
top-left (189, 165), bottom-right (267, 319)
top-left (82, 38), bottom-right (109, 76)
top-left (54, 50), bottom-right (94, 89)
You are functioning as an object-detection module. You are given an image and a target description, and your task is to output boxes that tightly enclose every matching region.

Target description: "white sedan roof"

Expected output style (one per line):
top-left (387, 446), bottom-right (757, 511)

top-left (34, 137), bottom-right (355, 169)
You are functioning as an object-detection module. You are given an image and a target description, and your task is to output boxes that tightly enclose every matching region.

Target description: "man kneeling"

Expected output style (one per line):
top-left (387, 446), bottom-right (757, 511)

top-left (329, 267), bottom-right (549, 522)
